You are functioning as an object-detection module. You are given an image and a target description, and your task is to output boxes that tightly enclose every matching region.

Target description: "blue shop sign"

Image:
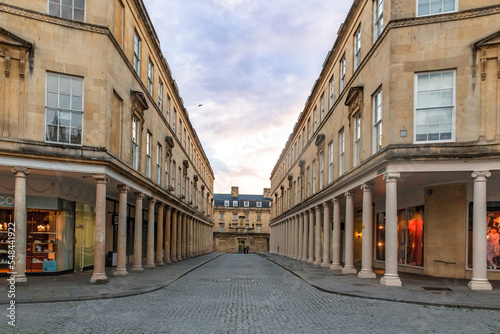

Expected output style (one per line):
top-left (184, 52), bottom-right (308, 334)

top-left (43, 261), bottom-right (57, 272)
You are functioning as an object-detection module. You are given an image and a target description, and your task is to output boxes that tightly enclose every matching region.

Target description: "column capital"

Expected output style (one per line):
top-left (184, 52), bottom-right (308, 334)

top-left (117, 184), bottom-right (130, 193)
top-left (11, 167), bottom-right (30, 176)
top-left (322, 201), bottom-right (329, 208)
top-left (157, 202), bottom-right (165, 208)
top-left (93, 174), bottom-right (107, 183)
top-left (134, 192), bottom-right (145, 200)
top-left (332, 197), bottom-right (339, 204)
top-left (345, 191), bottom-right (353, 199)
top-left (361, 183), bottom-right (373, 192)
top-left (472, 171), bottom-right (491, 179)
top-left (147, 197), bottom-right (157, 204)
top-left (383, 172), bottom-right (400, 182)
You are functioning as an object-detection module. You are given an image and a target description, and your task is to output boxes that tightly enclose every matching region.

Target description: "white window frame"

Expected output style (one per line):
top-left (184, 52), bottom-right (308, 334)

top-left (48, 0), bottom-right (85, 22)
top-left (312, 159), bottom-right (316, 194)
top-left (314, 107), bottom-right (318, 132)
top-left (328, 141), bottom-right (334, 183)
top-left (307, 118), bottom-right (311, 140)
top-left (148, 59), bottom-right (154, 95)
top-left (133, 30), bottom-right (141, 75)
top-left (354, 25), bottom-right (361, 71)
top-left (373, 87), bottom-right (383, 153)
top-left (173, 108), bottom-right (177, 133)
top-left (156, 143), bottom-right (162, 184)
top-left (165, 154), bottom-right (170, 188)
top-left (320, 93), bottom-right (325, 122)
top-left (146, 132), bottom-right (152, 178)
top-left (319, 153), bottom-right (324, 189)
top-left (45, 72), bottom-right (84, 146)
top-left (244, 201), bottom-right (249, 207)
top-left (329, 75), bottom-right (334, 110)
top-left (220, 212), bottom-right (224, 220)
top-left (158, 80), bottom-right (163, 110)
top-left (166, 94), bottom-right (170, 123)
top-left (353, 114), bottom-right (361, 167)
top-left (233, 201), bottom-right (238, 207)
top-left (340, 53), bottom-right (346, 92)
top-left (132, 116), bottom-right (139, 170)
top-left (172, 161), bottom-right (176, 191)
top-left (374, 0), bottom-right (384, 42)
top-left (417, 0), bottom-right (457, 17)
top-left (224, 200), bottom-right (230, 207)
top-left (339, 129), bottom-right (345, 176)
top-left (256, 201), bottom-right (262, 208)
top-left (306, 166), bottom-right (310, 197)
top-left (256, 226), bottom-right (262, 233)
top-left (233, 213), bottom-right (237, 220)
top-left (219, 225), bottom-right (224, 232)
top-left (414, 70), bottom-right (456, 143)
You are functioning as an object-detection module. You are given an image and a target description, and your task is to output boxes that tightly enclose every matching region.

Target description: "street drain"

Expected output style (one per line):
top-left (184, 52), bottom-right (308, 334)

top-left (422, 287), bottom-right (452, 291)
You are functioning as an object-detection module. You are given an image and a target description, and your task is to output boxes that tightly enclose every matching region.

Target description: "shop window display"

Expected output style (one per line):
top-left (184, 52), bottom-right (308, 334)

top-left (375, 213), bottom-right (385, 261)
top-left (397, 206), bottom-right (424, 266)
top-left (468, 202), bottom-right (500, 270)
top-left (0, 209), bottom-right (14, 270)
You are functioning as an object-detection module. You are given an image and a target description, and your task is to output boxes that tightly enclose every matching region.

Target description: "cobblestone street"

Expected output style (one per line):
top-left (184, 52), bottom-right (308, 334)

top-left (5, 254), bottom-right (500, 333)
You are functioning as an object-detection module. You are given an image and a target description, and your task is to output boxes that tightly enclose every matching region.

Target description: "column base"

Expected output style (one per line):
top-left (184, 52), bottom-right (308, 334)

top-left (380, 274), bottom-right (402, 286)
top-left (145, 264), bottom-right (156, 269)
top-left (90, 273), bottom-right (109, 284)
top-left (313, 260), bottom-right (322, 266)
top-left (468, 279), bottom-right (493, 290)
top-left (131, 266), bottom-right (144, 272)
top-left (358, 270), bottom-right (377, 279)
top-left (14, 275), bottom-right (28, 286)
top-left (330, 263), bottom-right (342, 271)
top-left (342, 266), bottom-right (358, 274)
top-left (176, 257), bottom-right (182, 262)
top-left (113, 269), bottom-right (129, 277)
top-left (321, 261), bottom-right (330, 268)
top-left (171, 259), bottom-right (177, 263)
top-left (301, 257), bottom-right (308, 261)
top-left (165, 259), bottom-right (171, 264)
top-left (307, 259), bottom-right (314, 263)
top-left (155, 261), bottom-right (165, 266)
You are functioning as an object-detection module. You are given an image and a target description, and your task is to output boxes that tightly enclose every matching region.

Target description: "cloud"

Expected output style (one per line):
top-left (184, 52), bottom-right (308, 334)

top-left (144, 0), bottom-right (351, 193)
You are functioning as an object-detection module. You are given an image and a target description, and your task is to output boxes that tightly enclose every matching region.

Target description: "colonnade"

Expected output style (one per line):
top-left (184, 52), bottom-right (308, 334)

top-left (10, 169), bottom-right (212, 285)
top-left (269, 171), bottom-right (495, 290)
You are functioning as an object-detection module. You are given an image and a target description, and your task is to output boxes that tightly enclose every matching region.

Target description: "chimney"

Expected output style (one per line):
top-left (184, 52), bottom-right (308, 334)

top-left (231, 186), bottom-right (239, 197)
top-left (263, 188), bottom-right (271, 198)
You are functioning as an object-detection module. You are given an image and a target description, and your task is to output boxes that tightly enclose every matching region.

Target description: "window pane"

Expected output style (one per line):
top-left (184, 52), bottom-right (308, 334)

top-left (59, 111), bottom-right (71, 126)
top-left (74, 0), bottom-right (85, 9)
top-left (429, 91), bottom-right (441, 107)
top-left (72, 78), bottom-right (83, 95)
top-left (417, 92), bottom-right (429, 108)
top-left (47, 92), bottom-right (59, 107)
top-left (431, 1), bottom-right (442, 14)
top-left (71, 128), bottom-right (82, 144)
top-left (443, 0), bottom-right (455, 11)
top-left (72, 95), bottom-right (83, 111)
top-left (61, 5), bottom-right (72, 19)
top-left (74, 8), bottom-right (84, 21)
top-left (441, 107), bottom-right (452, 123)
top-left (59, 127), bottom-right (70, 143)
top-left (441, 72), bottom-right (453, 88)
top-left (417, 74), bottom-right (429, 91)
top-left (60, 93), bottom-right (71, 109)
top-left (416, 125), bottom-right (427, 135)
top-left (46, 125), bottom-right (58, 142)
top-left (418, 3), bottom-right (429, 16)
top-left (47, 109), bottom-right (58, 126)
top-left (47, 74), bottom-right (58, 91)
top-left (60, 76), bottom-right (71, 93)
top-left (62, 0), bottom-right (72, 5)
top-left (429, 73), bottom-right (441, 90)
top-left (49, 3), bottom-right (60, 16)
top-left (441, 89), bottom-right (453, 106)
top-left (428, 109), bottom-right (440, 125)
top-left (72, 112), bottom-right (83, 128)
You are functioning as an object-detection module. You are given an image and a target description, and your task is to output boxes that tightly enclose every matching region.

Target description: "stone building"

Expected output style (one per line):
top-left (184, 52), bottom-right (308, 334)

top-left (0, 0), bottom-right (214, 284)
top-left (213, 187), bottom-right (271, 253)
top-left (269, 0), bottom-right (500, 290)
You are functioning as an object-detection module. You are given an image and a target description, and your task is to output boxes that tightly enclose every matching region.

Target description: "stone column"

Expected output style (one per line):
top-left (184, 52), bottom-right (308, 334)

top-left (308, 209), bottom-right (314, 263)
top-left (91, 174), bottom-right (108, 284)
top-left (342, 192), bottom-right (357, 274)
top-left (114, 184), bottom-right (130, 277)
top-left (284, 219), bottom-right (288, 257)
top-left (176, 211), bottom-right (183, 261)
top-left (188, 216), bottom-right (193, 258)
top-left (132, 193), bottom-right (145, 272)
top-left (380, 173), bottom-right (402, 286)
top-left (289, 218), bottom-right (293, 258)
top-left (194, 220), bottom-right (198, 256)
top-left (292, 216), bottom-right (297, 259)
top-left (468, 171), bottom-right (493, 290)
top-left (298, 213), bottom-right (304, 261)
top-left (164, 206), bottom-right (172, 264)
top-left (321, 201), bottom-right (331, 267)
top-left (302, 212), bottom-right (309, 261)
top-left (330, 198), bottom-right (342, 270)
top-left (12, 167), bottom-right (29, 285)
top-left (359, 184), bottom-right (376, 278)
top-left (170, 209), bottom-right (177, 263)
top-left (182, 214), bottom-right (187, 260)
top-left (156, 202), bottom-right (165, 266)
top-left (145, 198), bottom-right (156, 269)
top-left (314, 205), bottom-right (322, 265)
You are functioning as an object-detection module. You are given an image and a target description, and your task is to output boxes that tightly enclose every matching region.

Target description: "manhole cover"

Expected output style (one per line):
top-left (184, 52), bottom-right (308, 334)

top-left (422, 287), bottom-right (452, 291)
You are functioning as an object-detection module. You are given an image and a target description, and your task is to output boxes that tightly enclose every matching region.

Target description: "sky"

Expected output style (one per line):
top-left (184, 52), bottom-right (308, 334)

top-left (143, 0), bottom-right (351, 195)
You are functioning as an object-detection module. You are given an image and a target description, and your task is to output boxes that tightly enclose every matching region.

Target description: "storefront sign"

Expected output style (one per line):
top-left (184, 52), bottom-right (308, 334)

top-left (0, 194), bottom-right (59, 210)
top-left (42, 261), bottom-right (57, 272)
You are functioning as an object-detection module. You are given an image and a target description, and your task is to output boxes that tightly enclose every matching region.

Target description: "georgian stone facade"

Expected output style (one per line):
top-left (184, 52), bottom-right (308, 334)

top-left (269, 0), bottom-right (500, 290)
top-left (0, 0), bottom-right (214, 284)
top-left (213, 187), bottom-right (271, 253)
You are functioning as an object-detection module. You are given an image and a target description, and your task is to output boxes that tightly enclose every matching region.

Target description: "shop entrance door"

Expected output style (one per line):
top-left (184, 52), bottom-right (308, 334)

top-left (238, 240), bottom-right (245, 253)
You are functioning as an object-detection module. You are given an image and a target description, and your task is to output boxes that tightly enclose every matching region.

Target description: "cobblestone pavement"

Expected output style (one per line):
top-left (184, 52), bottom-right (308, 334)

top-left (4, 254), bottom-right (500, 333)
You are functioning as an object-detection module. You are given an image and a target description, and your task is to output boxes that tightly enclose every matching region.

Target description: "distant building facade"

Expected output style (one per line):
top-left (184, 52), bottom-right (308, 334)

top-left (269, 0), bottom-right (500, 290)
top-left (0, 0), bottom-right (214, 284)
top-left (213, 187), bottom-right (271, 253)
